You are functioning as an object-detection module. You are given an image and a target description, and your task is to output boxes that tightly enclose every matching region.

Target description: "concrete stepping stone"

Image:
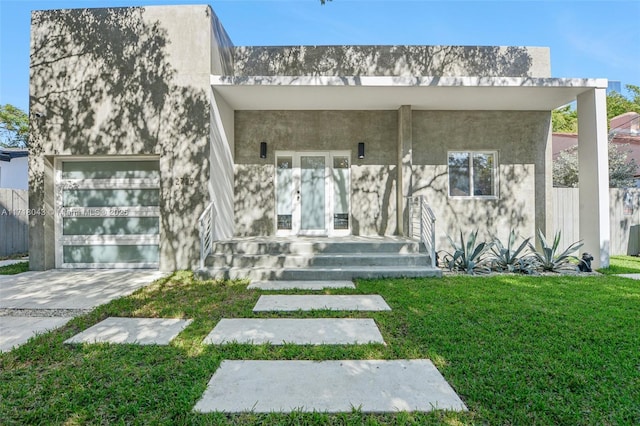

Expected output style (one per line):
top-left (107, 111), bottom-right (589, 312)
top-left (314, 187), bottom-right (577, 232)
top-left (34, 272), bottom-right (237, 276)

top-left (253, 295), bottom-right (391, 312)
top-left (202, 318), bottom-right (385, 345)
top-left (64, 317), bottom-right (192, 345)
top-left (193, 359), bottom-right (467, 413)
top-left (1, 316), bottom-right (73, 353)
top-left (247, 280), bottom-right (355, 290)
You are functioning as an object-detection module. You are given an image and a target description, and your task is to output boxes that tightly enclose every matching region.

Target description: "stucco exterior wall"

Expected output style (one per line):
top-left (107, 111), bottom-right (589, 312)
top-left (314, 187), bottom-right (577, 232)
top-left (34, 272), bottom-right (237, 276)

top-left (234, 45), bottom-right (550, 78)
top-left (411, 110), bottom-right (551, 250)
top-left (234, 110), bottom-right (398, 236)
top-left (29, 5), bottom-right (217, 270)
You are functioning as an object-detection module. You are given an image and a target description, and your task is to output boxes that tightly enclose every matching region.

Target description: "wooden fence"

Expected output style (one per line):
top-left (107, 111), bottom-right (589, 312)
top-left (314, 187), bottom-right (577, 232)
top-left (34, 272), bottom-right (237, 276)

top-left (0, 189), bottom-right (29, 257)
top-left (553, 188), bottom-right (640, 255)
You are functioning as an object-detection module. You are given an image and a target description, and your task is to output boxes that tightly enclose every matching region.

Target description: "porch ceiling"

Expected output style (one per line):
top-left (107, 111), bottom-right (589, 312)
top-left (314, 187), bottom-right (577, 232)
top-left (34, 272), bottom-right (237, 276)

top-left (211, 75), bottom-right (607, 111)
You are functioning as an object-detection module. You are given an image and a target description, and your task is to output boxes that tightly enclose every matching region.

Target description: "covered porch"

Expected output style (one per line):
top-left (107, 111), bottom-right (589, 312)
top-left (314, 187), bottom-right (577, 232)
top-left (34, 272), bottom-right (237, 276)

top-left (208, 75), bottom-right (610, 269)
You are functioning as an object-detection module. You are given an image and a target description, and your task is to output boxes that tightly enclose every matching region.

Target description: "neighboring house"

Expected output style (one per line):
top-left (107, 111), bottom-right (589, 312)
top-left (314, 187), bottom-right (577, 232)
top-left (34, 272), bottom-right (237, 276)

top-left (553, 112), bottom-right (640, 184)
top-left (0, 148), bottom-right (28, 190)
top-left (28, 5), bottom-right (610, 271)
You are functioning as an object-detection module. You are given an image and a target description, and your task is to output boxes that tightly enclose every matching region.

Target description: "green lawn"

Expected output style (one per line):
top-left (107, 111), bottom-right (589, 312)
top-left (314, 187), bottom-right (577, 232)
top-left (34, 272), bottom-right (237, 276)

top-left (0, 262), bottom-right (28, 275)
top-left (1, 271), bottom-right (639, 425)
top-left (599, 255), bottom-right (640, 275)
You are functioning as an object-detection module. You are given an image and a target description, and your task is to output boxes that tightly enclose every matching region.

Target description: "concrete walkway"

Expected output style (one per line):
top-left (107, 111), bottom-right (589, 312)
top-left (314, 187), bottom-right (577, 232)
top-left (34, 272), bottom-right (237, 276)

top-left (0, 270), bottom-right (165, 352)
top-left (615, 273), bottom-right (640, 280)
top-left (248, 280), bottom-right (355, 290)
top-left (0, 258), bottom-right (28, 268)
top-left (194, 359), bottom-right (467, 413)
top-left (65, 317), bottom-right (192, 345)
top-left (253, 295), bottom-right (391, 312)
top-left (202, 318), bottom-right (385, 345)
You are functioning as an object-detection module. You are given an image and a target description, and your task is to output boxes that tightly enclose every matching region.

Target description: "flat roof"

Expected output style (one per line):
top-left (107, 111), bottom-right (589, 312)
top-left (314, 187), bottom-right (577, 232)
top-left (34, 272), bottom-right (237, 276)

top-left (211, 75), bottom-right (607, 111)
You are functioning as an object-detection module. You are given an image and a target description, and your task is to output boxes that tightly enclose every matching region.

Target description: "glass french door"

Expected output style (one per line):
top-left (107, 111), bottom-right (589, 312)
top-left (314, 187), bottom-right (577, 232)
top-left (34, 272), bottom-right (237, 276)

top-left (276, 151), bottom-right (350, 236)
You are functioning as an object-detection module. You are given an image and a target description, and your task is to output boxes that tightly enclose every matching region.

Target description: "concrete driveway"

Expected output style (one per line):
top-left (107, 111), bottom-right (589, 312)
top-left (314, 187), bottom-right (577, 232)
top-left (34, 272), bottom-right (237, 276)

top-left (0, 269), bottom-right (166, 352)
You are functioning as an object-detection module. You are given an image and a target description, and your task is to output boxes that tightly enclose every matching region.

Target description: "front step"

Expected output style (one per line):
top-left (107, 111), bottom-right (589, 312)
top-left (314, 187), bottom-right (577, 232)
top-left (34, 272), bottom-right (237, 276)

top-left (198, 237), bottom-right (441, 280)
top-left (198, 265), bottom-right (441, 280)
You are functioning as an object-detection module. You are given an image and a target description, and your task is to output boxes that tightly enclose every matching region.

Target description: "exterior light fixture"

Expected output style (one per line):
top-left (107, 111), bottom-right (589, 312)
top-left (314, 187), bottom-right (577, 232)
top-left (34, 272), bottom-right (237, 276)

top-left (358, 142), bottom-right (365, 159)
top-left (260, 142), bottom-right (267, 159)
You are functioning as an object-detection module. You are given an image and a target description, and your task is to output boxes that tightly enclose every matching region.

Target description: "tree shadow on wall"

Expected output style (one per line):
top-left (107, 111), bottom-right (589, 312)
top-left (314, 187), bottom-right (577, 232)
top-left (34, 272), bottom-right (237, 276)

top-left (30, 7), bottom-right (211, 269)
top-left (233, 45), bottom-right (534, 78)
top-left (413, 163), bottom-right (532, 247)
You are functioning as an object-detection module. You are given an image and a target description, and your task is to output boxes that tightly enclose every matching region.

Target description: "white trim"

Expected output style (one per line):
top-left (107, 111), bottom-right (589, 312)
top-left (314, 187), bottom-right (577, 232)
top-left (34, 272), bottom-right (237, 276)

top-left (447, 150), bottom-right (499, 199)
top-left (212, 75), bottom-right (608, 89)
top-left (275, 150), bottom-right (351, 237)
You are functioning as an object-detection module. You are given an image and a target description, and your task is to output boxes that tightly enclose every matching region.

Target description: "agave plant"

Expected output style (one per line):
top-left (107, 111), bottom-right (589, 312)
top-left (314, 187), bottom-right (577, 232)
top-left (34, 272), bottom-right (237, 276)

top-left (443, 230), bottom-right (493, 275)
top-left (490, 229), bottom-right (533, 273)
top-left (528, 229), bottom-right (583, 272)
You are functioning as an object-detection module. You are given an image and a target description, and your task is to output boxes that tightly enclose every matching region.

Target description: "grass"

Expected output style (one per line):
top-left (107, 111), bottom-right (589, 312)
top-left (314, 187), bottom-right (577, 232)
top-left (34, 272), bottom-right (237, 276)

top-left (0, 261), bottom-right (29, 275)
top-left (599, 255), bottom-right (640, 275)
top-left (1, 271), bottom-right (639, 425)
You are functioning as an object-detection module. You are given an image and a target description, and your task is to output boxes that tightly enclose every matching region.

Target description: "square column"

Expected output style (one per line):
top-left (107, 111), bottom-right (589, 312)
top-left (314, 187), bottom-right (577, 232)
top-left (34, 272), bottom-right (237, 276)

top-left (397, 105), bottom-right (412, 235)
top-left (577, 88), bottom-right (610, 268)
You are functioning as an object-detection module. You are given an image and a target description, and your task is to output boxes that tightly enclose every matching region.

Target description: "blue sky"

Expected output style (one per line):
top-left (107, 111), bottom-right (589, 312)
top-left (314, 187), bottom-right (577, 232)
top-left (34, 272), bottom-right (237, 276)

top-left (1, 0), bottom-right (639, 112)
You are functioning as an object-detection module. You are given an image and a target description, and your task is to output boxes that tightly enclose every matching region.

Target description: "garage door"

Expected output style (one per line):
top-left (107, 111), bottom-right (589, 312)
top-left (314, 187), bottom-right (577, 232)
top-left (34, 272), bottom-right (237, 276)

top-left (55, 159), bottom-right (160, 268)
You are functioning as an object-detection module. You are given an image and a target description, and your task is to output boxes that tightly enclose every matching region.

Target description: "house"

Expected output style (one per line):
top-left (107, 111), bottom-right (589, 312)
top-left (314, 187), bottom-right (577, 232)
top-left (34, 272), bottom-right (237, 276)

top-left (0, 148), bottom-right (28, 190)
top-left (553, 112), bottom-right (640, 184)
top-left (28, 5), bottom-right (610, 272)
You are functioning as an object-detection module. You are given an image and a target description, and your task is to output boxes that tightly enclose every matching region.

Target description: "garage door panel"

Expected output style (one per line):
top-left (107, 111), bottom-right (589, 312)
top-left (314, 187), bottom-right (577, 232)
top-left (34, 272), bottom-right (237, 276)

top-left (63, 217), bottom-right (160, 236)
top-left (63, 245), bottom-right (159, 264)
top-left (62, 160), bottom-right (160, 179)
top-left (62, 189), bottom-right (160, 207)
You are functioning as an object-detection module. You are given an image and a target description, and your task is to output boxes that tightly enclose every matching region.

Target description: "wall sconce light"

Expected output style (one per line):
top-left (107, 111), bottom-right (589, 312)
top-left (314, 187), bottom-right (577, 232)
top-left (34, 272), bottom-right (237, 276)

top-left (260, 141), bottom-right (267, 159)
top-left (358, 142), bottom-right (365, 159)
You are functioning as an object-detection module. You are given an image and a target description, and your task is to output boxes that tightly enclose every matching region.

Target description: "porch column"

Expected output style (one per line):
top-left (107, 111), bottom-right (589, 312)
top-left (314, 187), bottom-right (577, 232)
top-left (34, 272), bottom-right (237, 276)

top-left (397, 105), bottom-right (412, 236)
top-left (577, 88), bottom-right (610, 268)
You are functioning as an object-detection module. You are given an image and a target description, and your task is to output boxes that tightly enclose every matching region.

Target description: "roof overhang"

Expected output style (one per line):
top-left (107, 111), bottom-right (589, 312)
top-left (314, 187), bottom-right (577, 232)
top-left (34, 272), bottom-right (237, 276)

top-left (211, 75), bottom-right (607, 111)
top-left (0, 149), bottom-right (28, 162)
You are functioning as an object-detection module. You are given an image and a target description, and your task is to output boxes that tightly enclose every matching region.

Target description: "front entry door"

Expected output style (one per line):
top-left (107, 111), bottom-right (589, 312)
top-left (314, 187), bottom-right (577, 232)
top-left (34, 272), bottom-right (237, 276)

top-left (300, 154), bottom-right (328, 234)
top-left (276, 151), bottom-right (350, 236)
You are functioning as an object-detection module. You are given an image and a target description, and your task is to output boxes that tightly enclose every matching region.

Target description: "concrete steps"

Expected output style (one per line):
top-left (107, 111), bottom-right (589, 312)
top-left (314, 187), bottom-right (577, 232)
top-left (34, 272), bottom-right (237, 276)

top-left (198, 237), bottom-right (441, 280)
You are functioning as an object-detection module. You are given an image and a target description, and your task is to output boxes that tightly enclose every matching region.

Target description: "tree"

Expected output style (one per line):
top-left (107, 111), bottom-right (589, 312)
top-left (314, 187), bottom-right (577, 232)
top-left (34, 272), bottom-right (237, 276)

top-left (551, 105), bottom-right (577, 133)
top-left (551, 84), bottom-right (640, 133)
top-left (553, 142), bottom-right (637, 188)
top-left (607, 84), bottom-right (640, 121)
top-left (0, 104), bottom-right (29, 148)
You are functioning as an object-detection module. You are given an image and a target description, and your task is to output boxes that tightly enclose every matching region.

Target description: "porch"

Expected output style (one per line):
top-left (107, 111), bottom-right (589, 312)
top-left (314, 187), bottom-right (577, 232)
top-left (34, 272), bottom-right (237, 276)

top-left (197, 235), bottom-right (441, 281)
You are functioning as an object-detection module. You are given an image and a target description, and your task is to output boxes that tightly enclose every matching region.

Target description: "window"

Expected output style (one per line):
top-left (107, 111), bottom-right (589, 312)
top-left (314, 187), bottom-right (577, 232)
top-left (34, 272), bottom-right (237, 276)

top-left (448, 151), bottom-right (497, 197)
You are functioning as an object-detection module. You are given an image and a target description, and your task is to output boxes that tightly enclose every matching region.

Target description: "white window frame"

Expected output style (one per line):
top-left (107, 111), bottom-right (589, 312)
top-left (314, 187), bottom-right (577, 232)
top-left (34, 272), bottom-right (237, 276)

top-left (54, 156), bottom-right (161, 269)
top-left (447, 150), bottom-right (499, 199)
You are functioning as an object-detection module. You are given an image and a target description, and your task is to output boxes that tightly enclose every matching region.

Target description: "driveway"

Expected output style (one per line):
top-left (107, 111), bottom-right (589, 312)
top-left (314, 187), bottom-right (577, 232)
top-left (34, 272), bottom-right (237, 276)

top-left (0, 269), bottom-right (166, 352)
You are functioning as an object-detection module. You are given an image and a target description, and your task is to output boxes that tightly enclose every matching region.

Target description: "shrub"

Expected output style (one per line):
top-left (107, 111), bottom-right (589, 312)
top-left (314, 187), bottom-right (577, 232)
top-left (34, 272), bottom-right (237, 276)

top-left (490, 230), bottom-right (535, 274)
top-left (443, 230), bottom-right (493, 275)
top-left (528, 229), bottom-right (583, 272)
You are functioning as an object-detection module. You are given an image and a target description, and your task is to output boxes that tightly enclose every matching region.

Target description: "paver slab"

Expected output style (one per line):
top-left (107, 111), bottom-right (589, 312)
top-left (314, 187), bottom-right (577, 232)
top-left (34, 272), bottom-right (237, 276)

top-left (202, 318), bottom-right (385, 345)
top-left (0, 316), bottom-right (72, 352)
top-left (193, 359), bottom-right (467, 413)
top-left (616, 273), bottom-right (640, 280)
top-left (64, 317), bottom-right (192, 345)
top-left (253, 295), bottom-right (391, 312)
top-left (247, 280), bottom-right (355, 290)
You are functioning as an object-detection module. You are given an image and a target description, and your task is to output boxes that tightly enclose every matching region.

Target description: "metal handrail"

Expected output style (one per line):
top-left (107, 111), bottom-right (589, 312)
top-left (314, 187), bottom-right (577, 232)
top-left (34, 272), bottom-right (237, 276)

top-left (198, 201), bottom-right (215, 269)
top-left (407, 196), bottom-right (437, 268)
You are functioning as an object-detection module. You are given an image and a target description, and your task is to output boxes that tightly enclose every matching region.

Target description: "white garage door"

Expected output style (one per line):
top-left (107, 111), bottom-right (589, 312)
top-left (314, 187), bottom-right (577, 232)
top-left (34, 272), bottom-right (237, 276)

top-left (55, 158), bottom-right (160, 268)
